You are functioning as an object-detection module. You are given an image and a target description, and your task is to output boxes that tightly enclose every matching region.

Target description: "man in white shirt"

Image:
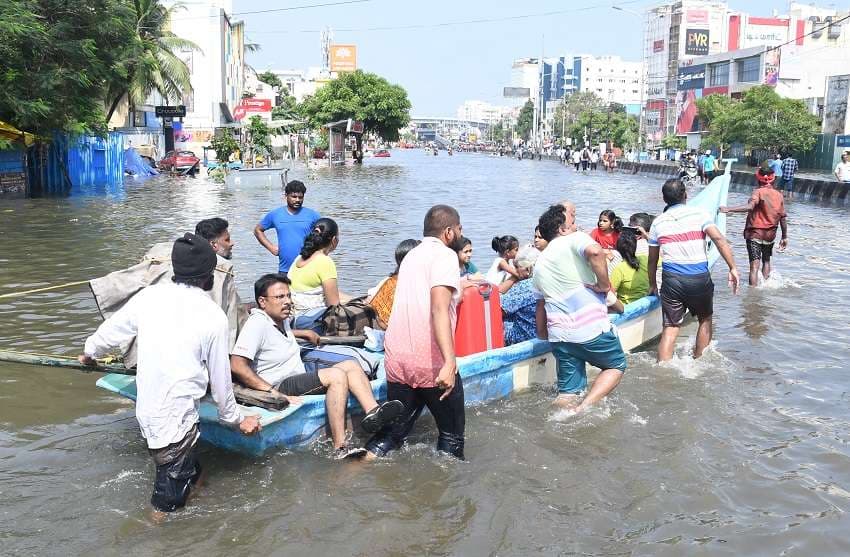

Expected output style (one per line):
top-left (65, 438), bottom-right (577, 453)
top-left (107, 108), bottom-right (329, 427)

top-left (79, 233), bottom-right (260, 514)
top-left (835, 153), bottom-right (850, 183)
top-left (230, 273), bottom-right (403, 459)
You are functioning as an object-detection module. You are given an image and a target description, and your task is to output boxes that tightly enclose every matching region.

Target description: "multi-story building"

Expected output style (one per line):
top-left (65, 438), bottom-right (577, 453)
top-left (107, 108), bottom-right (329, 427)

top-left (170, 0), bottom-right (246, 145)
top-left (644, 0), bottom-right (850, 143)
top-left (574, 55), bottom-right (643, 113)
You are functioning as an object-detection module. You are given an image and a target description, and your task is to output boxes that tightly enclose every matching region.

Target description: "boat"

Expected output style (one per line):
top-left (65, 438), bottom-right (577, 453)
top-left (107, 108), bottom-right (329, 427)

top-left (96, 164), bottom-right (731, 456)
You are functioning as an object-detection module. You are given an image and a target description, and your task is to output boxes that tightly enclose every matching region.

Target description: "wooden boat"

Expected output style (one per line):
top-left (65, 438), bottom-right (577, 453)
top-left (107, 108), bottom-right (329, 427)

top-left (96, 166), bottom-right (731, 456)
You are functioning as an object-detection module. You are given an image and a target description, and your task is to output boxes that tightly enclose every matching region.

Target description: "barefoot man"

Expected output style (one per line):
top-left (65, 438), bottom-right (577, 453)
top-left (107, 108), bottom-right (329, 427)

top-left (648, 179), bottom-right (739, 361)
top-left (533, 204), bottom-right (627, 412)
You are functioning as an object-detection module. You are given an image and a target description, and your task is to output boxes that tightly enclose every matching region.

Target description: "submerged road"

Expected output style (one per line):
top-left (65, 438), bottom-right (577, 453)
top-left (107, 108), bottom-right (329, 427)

top-left (1, 150), bottom-right (849, 555)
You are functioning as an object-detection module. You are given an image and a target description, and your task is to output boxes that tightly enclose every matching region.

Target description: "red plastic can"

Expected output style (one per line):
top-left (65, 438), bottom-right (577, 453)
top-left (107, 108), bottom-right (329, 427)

top-left (454, 282), bottom-right (505, 357)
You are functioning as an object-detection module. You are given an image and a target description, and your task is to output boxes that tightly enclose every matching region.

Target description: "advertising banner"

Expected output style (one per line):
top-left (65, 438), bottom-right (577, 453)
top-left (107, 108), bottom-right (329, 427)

top-left (685, 29), bottom-right (710, 55)
top-left (330, 44), bottom-right (357, 72)
top-left (233, 98), bottom-right (272, 121)
top-left (763, 49), bottom-right (780, 86)
top-left (677, 64), bottom-right (706, 90)
top-left (653, 39), bottom-right (665, 53)
top-left (503, 87), bottom-right (531, 98)
top-left (742, 21), bottom-right (789, 48)
top-left (687, 9), bottom-right (708, 24)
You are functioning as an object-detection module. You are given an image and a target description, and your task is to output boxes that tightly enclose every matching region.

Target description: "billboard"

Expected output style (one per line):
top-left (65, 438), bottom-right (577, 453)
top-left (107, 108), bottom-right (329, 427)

top-left (677, 64), bottom-right (706, 90)
top-left (330, 44), bottom-right (357, 72)
top-left (742, 19), bottom-right (789, 48)
top-left (676, 90), bottom-right (702, 135)
top-left (653, 39), bottom-right (665, 53)
top-left (685, 29), bottom-right (710, 55)
top-left (763, 49), bottom-right (780, 86)
top-left (503, 87), bottom-right (531, 98)
top-left (687, 9), bottom-right (709, 24)
top-left (823, 75), bottom-right (850, 135)
top-left (233, 98), bottom-right (272, 121)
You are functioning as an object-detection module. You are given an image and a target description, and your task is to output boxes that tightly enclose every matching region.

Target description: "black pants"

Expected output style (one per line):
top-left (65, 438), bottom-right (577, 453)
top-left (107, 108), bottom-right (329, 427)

top-left (366, 377), bottom-right (465, 459)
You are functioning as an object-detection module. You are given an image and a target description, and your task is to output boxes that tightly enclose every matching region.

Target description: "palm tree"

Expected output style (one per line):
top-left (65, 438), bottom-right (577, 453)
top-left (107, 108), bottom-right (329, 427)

top-left (105, 0), bottom-right (199, 122)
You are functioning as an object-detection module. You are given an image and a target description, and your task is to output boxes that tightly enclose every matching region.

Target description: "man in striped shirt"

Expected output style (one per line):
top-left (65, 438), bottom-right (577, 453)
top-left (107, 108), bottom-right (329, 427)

top-left (648, 179), bottom-right (739, 362)
top-left (780, 153), bottom-right (798, 200)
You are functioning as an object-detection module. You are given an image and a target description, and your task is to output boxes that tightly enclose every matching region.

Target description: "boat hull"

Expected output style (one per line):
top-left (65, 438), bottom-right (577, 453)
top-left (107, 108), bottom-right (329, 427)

top-left (96, 167), bottom-right (731, 455)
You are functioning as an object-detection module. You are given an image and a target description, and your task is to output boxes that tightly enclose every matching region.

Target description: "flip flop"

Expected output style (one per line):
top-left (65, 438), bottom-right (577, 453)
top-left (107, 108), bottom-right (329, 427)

top-left (333, 446), bottom-right (368, 460)
top-left (360, 400), bottom-right (404, 434)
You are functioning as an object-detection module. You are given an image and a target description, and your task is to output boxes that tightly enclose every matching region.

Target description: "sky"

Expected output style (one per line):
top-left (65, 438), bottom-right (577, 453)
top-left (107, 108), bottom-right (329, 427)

top-left (237, 0), bottom-right (790, 116)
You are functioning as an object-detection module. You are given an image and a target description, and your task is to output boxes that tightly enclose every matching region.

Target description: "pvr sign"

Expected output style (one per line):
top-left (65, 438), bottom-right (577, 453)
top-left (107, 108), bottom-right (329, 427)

top-left (685, 29), bottom-right (710, 55)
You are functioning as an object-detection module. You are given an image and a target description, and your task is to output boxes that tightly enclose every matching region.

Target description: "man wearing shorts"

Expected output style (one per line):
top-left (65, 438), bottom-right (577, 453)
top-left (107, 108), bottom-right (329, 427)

top-left (648, 179), bottom-right (739, 362)
top-left (230, 273), bottom-right (402, 459)
top-left (721, 172), bottom-right (788, 286)
top-left (79, 234), bottom-right (261, 515)
top-left (533, 204), bottom-right (626, 412)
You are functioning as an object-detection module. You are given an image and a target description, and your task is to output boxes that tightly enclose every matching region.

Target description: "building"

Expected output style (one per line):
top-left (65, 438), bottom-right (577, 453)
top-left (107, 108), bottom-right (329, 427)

top-left (644, 0), bottom-right (850, 143)
top-left (266, 68), bottom-right (326, 103)
top-left (456, 101), bottom-right (514, 126)
top-left (168, 0), bottom-right (246, 150)
top-left (574, 55), bottom-right (643, 113)
top-left (510, 58), bottom-right (541, 103)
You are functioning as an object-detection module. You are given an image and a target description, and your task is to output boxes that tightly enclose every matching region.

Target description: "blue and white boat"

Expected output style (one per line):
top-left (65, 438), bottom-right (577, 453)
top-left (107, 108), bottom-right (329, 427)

top-left (97, 165), bottom-right (731, 456)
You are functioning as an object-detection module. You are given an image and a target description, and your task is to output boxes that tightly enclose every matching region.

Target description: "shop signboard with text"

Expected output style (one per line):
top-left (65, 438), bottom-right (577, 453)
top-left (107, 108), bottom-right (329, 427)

top-left (330, 44), bottom-right (357, 72)
top-left (677, 64), bottom-right (705, 90)
top-left (685, 29), bottom-right (710, 55)
top-left (233, 98), bottom-right (272, 121)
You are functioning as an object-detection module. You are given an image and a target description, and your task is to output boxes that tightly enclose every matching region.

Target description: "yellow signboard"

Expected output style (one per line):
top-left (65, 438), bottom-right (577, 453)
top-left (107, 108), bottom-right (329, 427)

top-left (330, 44), bottom-right (357, 72)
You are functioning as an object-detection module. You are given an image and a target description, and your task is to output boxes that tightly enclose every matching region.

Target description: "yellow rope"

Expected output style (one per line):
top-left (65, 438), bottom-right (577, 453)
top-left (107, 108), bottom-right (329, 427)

top-left (0, 280), bottom-right (91, 299)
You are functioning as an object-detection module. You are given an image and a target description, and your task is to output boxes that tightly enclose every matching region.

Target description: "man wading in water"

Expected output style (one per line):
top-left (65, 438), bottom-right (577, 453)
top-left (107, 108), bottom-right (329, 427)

top-left (79, 234), bottom-right (260, 517)
top-left (365, 205), bottom-right (465, 459)
top-left (254, 180), bottom-right (320, 275)
top-left (648, 179), bottom-right (739, 361)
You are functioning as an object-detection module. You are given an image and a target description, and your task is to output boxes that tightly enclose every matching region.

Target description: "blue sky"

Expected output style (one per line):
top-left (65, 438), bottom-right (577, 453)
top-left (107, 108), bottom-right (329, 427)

top-left (238, 0), bottom-right (787, 116)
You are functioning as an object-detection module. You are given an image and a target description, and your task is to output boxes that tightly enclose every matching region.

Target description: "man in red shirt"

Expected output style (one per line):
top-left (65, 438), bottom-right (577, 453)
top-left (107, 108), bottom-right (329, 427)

top-left (365, 205), bottom-right (466, 459)
top-left (721, 169), bottom-right (788, 286)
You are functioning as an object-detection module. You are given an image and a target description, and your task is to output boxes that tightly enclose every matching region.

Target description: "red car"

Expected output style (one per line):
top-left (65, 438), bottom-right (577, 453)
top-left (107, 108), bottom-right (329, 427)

top-left (158, 150), bottom-right (200, 172)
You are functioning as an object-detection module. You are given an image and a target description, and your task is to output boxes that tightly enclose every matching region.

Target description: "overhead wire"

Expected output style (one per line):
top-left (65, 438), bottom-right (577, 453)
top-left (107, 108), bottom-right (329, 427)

top-left (168, 0), bottom-right (373, 21)
top-left (247, 0), bottom-right (649, 34)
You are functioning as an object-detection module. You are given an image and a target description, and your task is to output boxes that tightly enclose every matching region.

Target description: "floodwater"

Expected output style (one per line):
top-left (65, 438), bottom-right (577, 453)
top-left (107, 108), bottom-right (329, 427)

top-left (1, 150), bottom-right (849, 556)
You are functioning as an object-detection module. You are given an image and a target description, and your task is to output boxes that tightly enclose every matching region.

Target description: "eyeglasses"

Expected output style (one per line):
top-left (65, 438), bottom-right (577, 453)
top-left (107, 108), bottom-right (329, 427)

top-left (263, 294), bottom-right (291, 301)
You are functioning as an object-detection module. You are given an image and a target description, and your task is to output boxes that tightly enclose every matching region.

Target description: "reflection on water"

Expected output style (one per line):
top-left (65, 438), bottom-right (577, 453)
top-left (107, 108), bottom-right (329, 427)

top-left (2, 151), bottom-right (850, 555)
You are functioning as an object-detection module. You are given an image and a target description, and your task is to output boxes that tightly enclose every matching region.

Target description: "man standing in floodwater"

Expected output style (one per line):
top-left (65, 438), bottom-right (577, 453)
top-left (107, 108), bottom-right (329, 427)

top-left (365, 205), bottom-right (465, 459)
top-left (720, 170), bottom-right (788, 286)
top-left (79, 234), bottom-right (260, 515)
top-left (533, 204), bottom-right (626, 412)
top-left (254, 180), bottom-right (320, 274)
top-left (648, 179), bottom-right (739, 362)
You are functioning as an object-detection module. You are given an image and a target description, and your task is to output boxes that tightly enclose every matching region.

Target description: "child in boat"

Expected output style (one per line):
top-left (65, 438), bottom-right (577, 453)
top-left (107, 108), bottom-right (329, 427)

top-left (457, 237), bottom-right (479, 277)
top-left (590, 210), bottom-right (623, 250)
top-left (607, 229), bottom-right (650, 313)
top-left (485, 235), bottom-right (521, 284)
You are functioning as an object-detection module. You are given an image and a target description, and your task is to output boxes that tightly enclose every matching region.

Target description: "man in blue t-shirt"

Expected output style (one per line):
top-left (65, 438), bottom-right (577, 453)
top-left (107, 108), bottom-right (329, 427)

top-left (254, 180), bottom-right (320, 273)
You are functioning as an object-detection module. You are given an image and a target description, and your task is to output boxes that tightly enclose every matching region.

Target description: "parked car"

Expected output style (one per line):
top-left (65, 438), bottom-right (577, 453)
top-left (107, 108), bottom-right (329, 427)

top-left (373, 149), bottom-right (391, 158)
top-left (158, 150), bottom-right (200, 172)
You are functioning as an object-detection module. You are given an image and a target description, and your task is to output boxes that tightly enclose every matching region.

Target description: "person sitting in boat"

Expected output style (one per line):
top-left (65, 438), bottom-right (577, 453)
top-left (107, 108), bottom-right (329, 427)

top-left (230, 273), bottom-right (403, 459)
top-left (486, 235), bottom-right (521, 284)
top-left (287, 218), bottom-right (351, 329)
top-left (533, 204), bottom-right (627, 413)
top-left (367, 238), bottom-right (420, 330)
top-left (88, 217), bottom-right (244, 369)
top-left (606, 229), bottom-right (650, 314)
top-left (500, 246), bottom-right (540, 345)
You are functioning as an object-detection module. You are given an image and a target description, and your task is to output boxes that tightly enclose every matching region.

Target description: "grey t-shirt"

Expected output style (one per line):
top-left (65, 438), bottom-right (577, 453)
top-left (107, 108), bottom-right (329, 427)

top-left (231, 309), bottom-right (305, 386)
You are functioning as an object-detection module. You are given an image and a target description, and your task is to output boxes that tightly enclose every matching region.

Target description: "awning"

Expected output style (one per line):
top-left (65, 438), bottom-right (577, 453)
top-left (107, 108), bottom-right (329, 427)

top-left (219, 102), bottom-right (235, 123)
top-left (0, 120), bottom-right (37, 146)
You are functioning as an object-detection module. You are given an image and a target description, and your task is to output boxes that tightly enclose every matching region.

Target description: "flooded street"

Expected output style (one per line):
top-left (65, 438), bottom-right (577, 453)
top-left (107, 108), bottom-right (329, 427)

top-left (2, 150), bottom-right (850, 555)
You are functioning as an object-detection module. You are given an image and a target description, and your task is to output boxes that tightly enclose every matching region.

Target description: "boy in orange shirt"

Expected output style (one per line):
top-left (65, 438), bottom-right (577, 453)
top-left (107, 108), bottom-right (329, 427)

top-left (721, 167), bottom-right (788, 286)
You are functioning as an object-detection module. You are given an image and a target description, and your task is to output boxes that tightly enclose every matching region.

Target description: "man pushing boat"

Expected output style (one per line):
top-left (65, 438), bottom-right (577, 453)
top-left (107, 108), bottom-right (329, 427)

top-left (79, 234), bottom-right (261, 516)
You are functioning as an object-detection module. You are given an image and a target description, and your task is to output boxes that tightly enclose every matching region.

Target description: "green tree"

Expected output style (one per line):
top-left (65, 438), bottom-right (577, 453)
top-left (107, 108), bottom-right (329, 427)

top-left (660, 134), bottom-right (687, 151)
top-left (736, 85), bottom-right (820, 153)
top-left (299, 70), bottom-right (411, 157)
top-left (257, 71), bottom-right (282, 90)
top-left (491, 121), bottom-right (505, 143)
top-left (271, 89), bottom-right (299, 121)
top-left (210, 132), bottom-right (239, 163)
top-left (0, 0), bottom-right (133, 135)
top-left (696, 94), bottom-right (739, 157)
top-left (244, 115), bottom-right (272, 164)
top-left (566, 104), bottom-right (638, 149)
top-left (105, 0), bottom-right (198, 122)
top-left (515, 100), bottom-right (534, 141)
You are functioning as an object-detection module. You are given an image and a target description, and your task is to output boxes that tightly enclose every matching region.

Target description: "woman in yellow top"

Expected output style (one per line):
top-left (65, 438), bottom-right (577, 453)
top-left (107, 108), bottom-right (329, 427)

top-left (288, 218), bottom-right (350, 327)
top-left (608, 230), bottom-right (650, 313)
